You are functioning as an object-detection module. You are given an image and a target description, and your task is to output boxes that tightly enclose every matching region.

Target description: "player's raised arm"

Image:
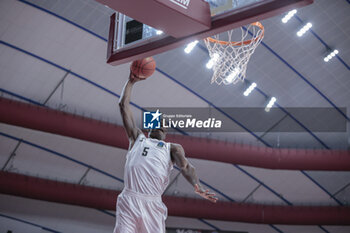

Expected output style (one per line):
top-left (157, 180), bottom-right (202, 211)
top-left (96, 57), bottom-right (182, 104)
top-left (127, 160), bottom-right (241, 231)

top-left (170, 143), bottom-right (218, 203)
top-left (119, 73), bottom-right (142, 148)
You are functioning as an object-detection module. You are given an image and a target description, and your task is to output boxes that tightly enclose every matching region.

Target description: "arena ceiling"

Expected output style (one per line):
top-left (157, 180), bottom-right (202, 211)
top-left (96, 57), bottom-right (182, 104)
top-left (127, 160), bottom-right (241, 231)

top-left (0, 0), bottom-right (349, 232)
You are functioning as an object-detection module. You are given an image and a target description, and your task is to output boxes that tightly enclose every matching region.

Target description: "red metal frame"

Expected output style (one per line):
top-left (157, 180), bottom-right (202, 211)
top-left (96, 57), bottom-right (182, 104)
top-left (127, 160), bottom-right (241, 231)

top-left (106, 13), bottom-right (115, 60)
top-left (103, 0), bottom-right (314, 65)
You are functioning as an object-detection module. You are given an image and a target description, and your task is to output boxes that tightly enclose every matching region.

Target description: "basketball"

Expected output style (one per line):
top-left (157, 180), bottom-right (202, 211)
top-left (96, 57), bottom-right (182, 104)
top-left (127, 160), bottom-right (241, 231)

top-left (130, 57), bottom-right (156, 79)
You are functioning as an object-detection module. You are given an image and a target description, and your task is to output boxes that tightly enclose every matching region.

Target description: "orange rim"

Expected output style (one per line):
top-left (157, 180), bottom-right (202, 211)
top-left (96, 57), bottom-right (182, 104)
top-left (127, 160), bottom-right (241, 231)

top-left (206, 22), bottom-right (264, 46)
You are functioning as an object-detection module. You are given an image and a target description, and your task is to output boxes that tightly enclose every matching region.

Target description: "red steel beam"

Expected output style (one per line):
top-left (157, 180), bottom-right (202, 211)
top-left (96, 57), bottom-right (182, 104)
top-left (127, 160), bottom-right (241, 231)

top-left (0, 97), bottom-right (349, 171)
top-left (1, 171), bottom-right (349, 225)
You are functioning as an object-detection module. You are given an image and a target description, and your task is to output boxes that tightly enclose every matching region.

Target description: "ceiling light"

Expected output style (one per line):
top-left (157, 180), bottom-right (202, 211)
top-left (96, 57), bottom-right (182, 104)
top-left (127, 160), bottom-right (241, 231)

top-left (223, 68), bottom-right (240, 85)
top-left (156, 30), bottom-right (163, 35)
top-left (324, 49), bottom-right (339, 63)
top-left (206, 53), bottom-right (219, 69)
top-left (281, 9), bottom-right (297, 23)
top-left (297, 22), bottom-right (312, 37)
top-left (184, 40), bottom-right (199, 54)
top-left (243, 82), bottom-right (257, 96)
top-left (265, 97), bottom-right (276, 112)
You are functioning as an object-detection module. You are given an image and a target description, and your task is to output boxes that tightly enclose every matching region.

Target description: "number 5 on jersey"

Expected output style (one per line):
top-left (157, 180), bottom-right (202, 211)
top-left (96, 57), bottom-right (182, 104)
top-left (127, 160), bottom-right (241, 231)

top-left (142, 147), bottom-right (149, 156)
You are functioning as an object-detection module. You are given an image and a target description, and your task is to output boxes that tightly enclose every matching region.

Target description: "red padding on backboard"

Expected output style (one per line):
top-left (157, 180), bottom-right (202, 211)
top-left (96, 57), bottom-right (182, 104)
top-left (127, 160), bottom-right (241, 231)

top-left (95, 0), bottom-right (211, 38)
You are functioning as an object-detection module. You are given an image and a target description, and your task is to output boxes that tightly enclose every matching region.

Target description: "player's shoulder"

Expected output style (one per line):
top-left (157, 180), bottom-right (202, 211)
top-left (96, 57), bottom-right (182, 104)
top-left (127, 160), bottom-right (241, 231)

top-left (130, 130), bottom-right (145, 147)
top-left (136, 129), bottom-right (145, 139)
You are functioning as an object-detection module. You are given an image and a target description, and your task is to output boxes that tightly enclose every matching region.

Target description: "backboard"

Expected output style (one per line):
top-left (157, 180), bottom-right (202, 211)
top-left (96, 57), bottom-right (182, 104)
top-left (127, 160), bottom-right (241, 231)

top-left (97, 0), bottom-right (314, 65)
top-left (112, 1), bottom-right (261, 52)
top-left (209, 0), bottom-right (262, 16)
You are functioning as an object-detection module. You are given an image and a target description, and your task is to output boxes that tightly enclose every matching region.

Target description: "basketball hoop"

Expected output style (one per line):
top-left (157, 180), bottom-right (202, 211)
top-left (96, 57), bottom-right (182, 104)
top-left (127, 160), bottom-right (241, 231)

top-left (204, 22), bottom-right (264, 85)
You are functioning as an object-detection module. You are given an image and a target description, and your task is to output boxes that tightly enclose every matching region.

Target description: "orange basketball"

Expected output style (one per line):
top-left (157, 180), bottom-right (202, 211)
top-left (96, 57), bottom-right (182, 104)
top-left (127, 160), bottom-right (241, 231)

top-left (130, 57), bottom-right (156, 79)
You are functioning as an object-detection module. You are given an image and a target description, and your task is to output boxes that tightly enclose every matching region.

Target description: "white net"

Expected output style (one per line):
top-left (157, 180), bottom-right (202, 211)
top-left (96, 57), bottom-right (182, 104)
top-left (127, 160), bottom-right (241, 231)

top-left (204, 22), bottom-right (264, 85)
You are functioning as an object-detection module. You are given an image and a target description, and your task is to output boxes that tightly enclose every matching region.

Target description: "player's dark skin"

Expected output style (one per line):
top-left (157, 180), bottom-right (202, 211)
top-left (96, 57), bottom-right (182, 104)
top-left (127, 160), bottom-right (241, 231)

top-left (119, 72), bottom-right (218, 203)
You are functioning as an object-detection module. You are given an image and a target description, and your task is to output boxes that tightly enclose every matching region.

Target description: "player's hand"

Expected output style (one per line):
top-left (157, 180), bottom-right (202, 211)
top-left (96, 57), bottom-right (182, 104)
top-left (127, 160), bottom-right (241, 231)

top-left (129, 72), bottom-right (142, 83)
top-left (194, 184), bottom-right (218, 203)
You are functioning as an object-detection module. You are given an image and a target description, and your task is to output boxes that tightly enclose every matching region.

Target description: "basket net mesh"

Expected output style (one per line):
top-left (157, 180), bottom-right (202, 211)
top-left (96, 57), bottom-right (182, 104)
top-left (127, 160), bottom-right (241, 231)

top-left (204, 22), bottom-right (264, 85)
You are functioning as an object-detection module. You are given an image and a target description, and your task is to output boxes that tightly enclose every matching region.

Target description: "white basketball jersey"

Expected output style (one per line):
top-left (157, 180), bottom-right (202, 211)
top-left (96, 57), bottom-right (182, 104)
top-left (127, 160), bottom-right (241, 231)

top-left (124, 133), bottom-right (173, 196)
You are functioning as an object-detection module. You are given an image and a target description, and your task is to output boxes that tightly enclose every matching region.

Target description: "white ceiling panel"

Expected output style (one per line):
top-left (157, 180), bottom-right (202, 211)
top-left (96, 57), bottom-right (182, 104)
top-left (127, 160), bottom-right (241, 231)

top-left (0, 194), bottom-right (115, 233)
top-left (131, 69), bottom-right (210, 108)
top-left (260, 132), bottom-right (348, 149)
top-left (245, 185), bottom-right (287, 205)
top-left (335, 184), bottom-right (350, 205)
top-left (0, 17), bottom-right (11, 40)
top-left (45, 73), bottom-right (126, 124)
top-left (0, 123), bottom-right (127, 182)
top-left (261, 14), bottom-right (350, 109)
top-left (0, 124), bottom-right (86, 182)
top-left (8, 143), bottom-right (86, 182)
top-left (0, 135), bottom-right (18, 169)
top-left (303, 0), bottom-right (350, 63)
top-left (0, 0), bottom-right (25, 20)
top-left (163, 170), bottom-right (202, 199)
top-left (0, 45), bottom-right (65, 103)
top-left (205, 219), bottom-right (277, 233)
top-left (324, 226), bottom-right (350, 233)
top-left (306, 170), bottom-right (350, 195)
top-left (165, 216), bottom-right (215, 231)
top-left (240, 165), bottom-right (336, 205)
top-left (84, 169), bottom-right (124, 191)
top-left (188, 132), bottom-right (266, 146)
top-left (276, 225), bottom-right (324, 233)
top-left (190, 158), bottom-right (260, 202)
top-left (1, 1), bottom-right (88, 69)
top-left (0, 217), bottom-right (38, 233)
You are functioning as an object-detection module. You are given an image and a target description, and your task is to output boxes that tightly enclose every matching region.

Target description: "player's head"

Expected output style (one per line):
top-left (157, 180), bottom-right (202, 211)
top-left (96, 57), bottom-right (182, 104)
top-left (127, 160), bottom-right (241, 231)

top-left (148, 122), bottom-right (167, 140)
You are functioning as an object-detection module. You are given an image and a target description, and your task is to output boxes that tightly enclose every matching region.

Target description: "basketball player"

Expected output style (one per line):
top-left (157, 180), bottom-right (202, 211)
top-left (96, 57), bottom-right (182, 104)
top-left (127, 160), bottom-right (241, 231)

top-left (114, 72), bottom-right (218, 233)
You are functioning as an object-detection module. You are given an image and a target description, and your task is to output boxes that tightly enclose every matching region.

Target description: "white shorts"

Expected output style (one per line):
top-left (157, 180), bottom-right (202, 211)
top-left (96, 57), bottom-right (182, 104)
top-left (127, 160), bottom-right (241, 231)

top-left (113, 188), bottom-right (167, 233)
